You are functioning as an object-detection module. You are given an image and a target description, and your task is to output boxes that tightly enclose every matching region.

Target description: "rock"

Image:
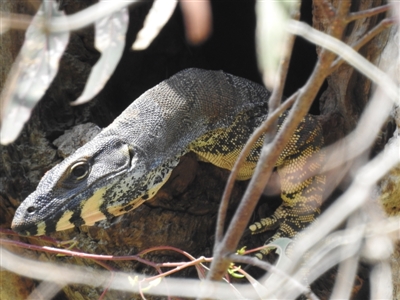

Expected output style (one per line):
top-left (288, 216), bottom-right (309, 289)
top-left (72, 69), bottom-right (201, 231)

top-left (53, 123), bottom-right (101, 158)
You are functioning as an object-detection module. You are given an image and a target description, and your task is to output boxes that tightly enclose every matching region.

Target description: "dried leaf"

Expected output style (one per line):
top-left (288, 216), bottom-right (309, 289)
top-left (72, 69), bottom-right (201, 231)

top-left (0, 2), bottom-right (69, 145)
top-left (131, 0), bottom-right (177, 50)
top-left (72, 3), bottom-right (129, 105)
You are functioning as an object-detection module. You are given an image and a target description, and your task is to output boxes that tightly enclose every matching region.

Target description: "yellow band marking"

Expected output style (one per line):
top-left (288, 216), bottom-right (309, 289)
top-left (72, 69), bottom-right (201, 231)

top-left (36, 221), bottom-right (46, 236)
top-left (81, 187), bottom-right (107, 226)
top-left (107, 168), bottom-right (173, 216)
top-left (107, 198), bottom-right (145, 217)
top-left (56, 210), bottom-right (74, 231)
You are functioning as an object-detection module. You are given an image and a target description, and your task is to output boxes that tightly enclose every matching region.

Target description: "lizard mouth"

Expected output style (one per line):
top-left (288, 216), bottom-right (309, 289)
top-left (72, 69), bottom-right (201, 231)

top-left (11, 219), bottom-right (45, 236)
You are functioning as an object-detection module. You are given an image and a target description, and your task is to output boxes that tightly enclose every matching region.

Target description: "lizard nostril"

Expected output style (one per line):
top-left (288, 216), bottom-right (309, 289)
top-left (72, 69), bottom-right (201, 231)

top-left (27, 206), bottom-right (36, 214)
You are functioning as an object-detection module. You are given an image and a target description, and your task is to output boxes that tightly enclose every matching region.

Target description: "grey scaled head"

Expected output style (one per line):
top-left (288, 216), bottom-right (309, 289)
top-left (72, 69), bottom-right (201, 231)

top-left (11, 135), bottom-right (138, 236)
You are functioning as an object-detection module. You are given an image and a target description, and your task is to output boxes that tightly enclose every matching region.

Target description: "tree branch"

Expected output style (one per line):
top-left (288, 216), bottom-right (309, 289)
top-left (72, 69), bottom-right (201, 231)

top-left (214, 93), bottom-right (297, 243)
top-left (329, 18), bottom-right (395, 74)
top-left (208, 1), bottom-right (352, 282)
top-left (287, 20), bottom-right (399, 103)
top-left (346, 4), bottom-right (391, 23)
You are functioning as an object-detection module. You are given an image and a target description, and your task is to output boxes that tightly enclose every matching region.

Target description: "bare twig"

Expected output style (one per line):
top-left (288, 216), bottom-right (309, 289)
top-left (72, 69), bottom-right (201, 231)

top-left (287, 20), bottom-right (399, 103)
top-left (322, 88), bottom-right (393, 172)
top-left (370, 261), bottom-right (393, 299)
top-left (214, 93), bottom-right (297, 243)
top-left (27, 281), bottom-right (63, 300)
top-left (143, 257), bottom-right (210, 282)
top-left (0, 238), bottom-right (159, 268)
top-left (229, 254), bottom-right (320, 300)
top-left (346, 4), bottom-right (391, 23)
top-left (329, 18), bottom-right (395, 74)
top-left (209, 1), bottom-right (353, 282)
top-left (293, 140), bottom-right (400, 270)
top-left (329, 215), bottom-right (364, 299)
top-left (263, 4), bottom-right (300, 154)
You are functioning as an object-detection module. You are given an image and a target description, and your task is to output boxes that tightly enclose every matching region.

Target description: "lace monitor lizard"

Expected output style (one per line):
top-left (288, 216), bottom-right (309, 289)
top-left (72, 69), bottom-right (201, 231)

top-left (12, 68), bottom-right (325, 257)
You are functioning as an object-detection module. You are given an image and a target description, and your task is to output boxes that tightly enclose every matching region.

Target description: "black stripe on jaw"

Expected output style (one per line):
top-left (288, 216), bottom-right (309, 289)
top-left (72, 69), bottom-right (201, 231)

top-left (25, 225), bottom-right (38, 236)
top-left (69, 207), bottom-right (85, 227)
top-left (99, 200), bottom-right (117, 220)
top-left (45, 219), bottom-right (57, 235)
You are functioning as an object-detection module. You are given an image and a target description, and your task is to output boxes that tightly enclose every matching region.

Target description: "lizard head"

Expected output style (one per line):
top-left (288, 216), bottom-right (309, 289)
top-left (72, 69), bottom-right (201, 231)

top-left (11, 134), bottom-right (150, 236)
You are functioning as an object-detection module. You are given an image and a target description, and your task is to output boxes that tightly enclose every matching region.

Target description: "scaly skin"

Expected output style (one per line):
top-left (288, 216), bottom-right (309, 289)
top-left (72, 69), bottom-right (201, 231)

top-left (11, 69), bottom-right (325, 252)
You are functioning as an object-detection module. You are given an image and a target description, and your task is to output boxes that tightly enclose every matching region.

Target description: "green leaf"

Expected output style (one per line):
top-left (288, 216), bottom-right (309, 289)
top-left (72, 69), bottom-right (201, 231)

top-left (236, 246), bottom-right (247, 255)
top-left (228, 267), bottom-right (245, 279)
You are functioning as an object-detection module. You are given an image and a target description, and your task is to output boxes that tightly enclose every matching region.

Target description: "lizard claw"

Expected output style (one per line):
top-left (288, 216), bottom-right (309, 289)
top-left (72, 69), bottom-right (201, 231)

top-left (249, 204), bottom-right (319, 259)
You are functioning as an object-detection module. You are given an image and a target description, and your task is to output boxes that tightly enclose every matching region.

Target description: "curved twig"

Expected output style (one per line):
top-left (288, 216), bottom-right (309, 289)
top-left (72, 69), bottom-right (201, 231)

top-left (215, 93), bottom-right (297, 243)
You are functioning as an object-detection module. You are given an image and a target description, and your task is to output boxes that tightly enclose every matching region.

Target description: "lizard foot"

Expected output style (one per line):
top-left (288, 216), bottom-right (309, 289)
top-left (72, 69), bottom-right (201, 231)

top-left (249, 204), bottom-right (319, 260)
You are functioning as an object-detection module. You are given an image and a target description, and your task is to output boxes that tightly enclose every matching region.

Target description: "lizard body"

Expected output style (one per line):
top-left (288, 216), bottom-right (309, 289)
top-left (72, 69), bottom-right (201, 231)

top-left (11, 69), bottom-right (325, 248)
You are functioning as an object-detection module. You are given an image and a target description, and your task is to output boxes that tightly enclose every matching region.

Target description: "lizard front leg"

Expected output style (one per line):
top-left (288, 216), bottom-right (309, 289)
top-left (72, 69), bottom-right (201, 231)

top-left (249, 114), bottom-right (325, 259)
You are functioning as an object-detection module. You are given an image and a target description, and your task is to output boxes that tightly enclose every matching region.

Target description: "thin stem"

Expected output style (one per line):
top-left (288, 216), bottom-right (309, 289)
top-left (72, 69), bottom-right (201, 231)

top-left (289, 142), bottom-right (400, 282)
top-left (214, 93), bottom-right (297, 243)
top-left (329, 18), bottom-right (395, 74)
top-left (287, 20), bottom-right (399, 103)
top-left (263, 5), bottom-right (299, 151)
top-left (209, 63), bottom-right (332, 281)
top-left (346, 4), bottom-right (390, 23)
top-left (229, 255), bottom-right (320, 300)
top-left (208, 2), bottom-right (350, 282)
top-left (144, 257), bottom-right (210, 281)
top-left (0, 238), bottom-right (159, 267)
top-left (229, 254), bottom-right (273, 272)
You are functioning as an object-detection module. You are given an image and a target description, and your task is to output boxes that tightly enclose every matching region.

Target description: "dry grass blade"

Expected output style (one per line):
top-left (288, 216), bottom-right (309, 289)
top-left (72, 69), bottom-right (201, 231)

top-left (0, 246), bottom-right (274, 299)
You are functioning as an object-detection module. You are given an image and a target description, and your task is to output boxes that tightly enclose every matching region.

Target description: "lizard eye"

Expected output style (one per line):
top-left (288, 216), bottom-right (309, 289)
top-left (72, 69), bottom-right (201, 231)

top-left (70, 160), bottom-right (90, 180)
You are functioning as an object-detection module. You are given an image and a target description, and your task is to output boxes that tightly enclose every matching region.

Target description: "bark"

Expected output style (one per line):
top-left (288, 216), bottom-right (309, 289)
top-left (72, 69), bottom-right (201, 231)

top-left (0, 0), bottom-right (397, 299)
